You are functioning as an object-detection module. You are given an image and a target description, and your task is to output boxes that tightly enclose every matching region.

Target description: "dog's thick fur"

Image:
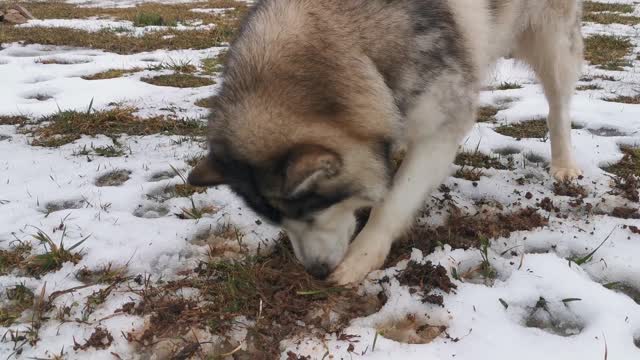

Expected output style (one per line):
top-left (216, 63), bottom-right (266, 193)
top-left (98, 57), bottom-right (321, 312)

top-left (189, 0), bottom-right (584, 284)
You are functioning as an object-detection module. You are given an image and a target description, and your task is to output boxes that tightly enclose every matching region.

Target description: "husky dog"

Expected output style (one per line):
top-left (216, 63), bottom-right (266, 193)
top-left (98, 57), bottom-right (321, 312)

top-left (189, 0), bottom-right (584, 284)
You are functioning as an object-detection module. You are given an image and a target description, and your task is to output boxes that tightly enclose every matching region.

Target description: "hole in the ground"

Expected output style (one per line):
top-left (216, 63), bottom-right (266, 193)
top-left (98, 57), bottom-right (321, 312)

top-left (96, 170), bottom-right (131, 187)
top-left (377, 315), bottom-right (446, 344)
top-left (588, 128), bottom-right (628, 137)
top-left (0, 134), bottom-right (10, 141)
top-left (494, 146), bottom-right (521, 156)
top-left (133, 203), bottom-right (169, 219)
top-left (523, 297), bottom-right (585, 337)
top-left (634, 335), bottom-right (640, 349)
top-left (43, 199), bottom-right (87, 213)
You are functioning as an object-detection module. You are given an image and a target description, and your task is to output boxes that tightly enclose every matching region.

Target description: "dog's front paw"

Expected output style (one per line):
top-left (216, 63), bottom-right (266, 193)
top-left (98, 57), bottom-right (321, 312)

top-left (551, 165), bottom-right (583, 181)
top-left (329, 233), bottom-right (390, 286)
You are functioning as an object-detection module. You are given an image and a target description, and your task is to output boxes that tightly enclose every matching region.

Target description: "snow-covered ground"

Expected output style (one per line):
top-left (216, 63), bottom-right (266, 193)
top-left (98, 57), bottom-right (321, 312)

top-left (1, 1), bottom-right (639, 359)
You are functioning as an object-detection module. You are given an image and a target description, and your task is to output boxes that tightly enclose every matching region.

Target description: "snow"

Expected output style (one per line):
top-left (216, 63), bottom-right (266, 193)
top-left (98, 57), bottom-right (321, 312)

top-left (1, 0), bottom-right (640, 359)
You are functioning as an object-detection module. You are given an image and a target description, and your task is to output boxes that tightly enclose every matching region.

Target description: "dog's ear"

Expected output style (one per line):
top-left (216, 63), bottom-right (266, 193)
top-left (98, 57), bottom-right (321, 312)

top-left (284, 145), bottom-right (341, 196)
top-left (188, 157), bottom-right (225, 187)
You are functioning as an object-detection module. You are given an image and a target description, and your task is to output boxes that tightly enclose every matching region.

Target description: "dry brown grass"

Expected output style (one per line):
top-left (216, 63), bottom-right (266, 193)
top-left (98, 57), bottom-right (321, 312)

top-left (495, 119), bottom-right (548, 139)
top-left (82, 68), bottom-right (142, 80)
top-left (583, 1), bottom-right (635, 14)
top-left (584, 35), bottom-right (633, 71)
top-left (0, 25), bottom-right (236, 55)
top-left (28, 107), bottom-right (206, 147)
top-left (21, 0), bottom-right (246, 24)
top-left (141, 73), bottom-right (215, 88)
top-left (605, 94), bottom-right (640, 104)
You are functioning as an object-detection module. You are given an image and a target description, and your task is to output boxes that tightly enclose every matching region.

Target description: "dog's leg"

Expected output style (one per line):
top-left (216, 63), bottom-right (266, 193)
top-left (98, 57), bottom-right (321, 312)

top-left (514, 22), bottom-right (583, 181)
top-left (330, 84), bottom-right (475, 285)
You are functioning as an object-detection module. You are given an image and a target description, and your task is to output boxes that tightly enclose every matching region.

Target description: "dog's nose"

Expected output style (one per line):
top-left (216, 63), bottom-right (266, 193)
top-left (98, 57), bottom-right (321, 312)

top-left (307, 263), bottom-right (330, 280)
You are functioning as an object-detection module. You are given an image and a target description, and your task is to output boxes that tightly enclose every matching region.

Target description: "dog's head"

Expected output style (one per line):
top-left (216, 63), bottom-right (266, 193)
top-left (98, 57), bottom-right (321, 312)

top-left (188, 95), bottom-right (395, 279)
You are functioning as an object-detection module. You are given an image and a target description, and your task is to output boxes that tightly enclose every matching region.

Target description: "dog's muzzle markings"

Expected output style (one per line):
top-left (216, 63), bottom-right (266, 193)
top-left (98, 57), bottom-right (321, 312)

top-left (188, 0), bottom-right (585, 284)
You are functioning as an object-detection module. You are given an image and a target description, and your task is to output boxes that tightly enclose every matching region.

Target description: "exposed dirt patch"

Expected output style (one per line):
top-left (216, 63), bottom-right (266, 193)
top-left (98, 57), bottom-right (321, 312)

top-left (389, 206), bottom-right (548, 265)
top-left (611, 207), bottom-right (640, 219)
top-left (377, 315), bottom-right (446, 345)
top-left (125, 240), bottom-right (386, 357)
top-left (0, 284), bottom-right (34, 327)
top-left (95, 170), bottom-right (131, 187)
top-left (609, 174), bottom-right (639, 202)
top-left (554, 180), bottom-right (587, 198)
top-left (397, 261), bottom-right (457, 306)
top-left (73, 327), bottom-right (114, 351)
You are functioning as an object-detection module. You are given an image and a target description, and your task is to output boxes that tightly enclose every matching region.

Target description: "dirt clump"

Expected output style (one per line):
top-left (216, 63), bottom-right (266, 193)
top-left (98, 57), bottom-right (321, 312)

top-left (397, 261), bottom-right (457, 306)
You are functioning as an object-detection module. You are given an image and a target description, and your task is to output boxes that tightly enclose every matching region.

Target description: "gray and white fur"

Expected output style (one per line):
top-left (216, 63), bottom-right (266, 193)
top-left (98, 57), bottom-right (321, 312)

top-left (188, 0), bottom-right (584, 284)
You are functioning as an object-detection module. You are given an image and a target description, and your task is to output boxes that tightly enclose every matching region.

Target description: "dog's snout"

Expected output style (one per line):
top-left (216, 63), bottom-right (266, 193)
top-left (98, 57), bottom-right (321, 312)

top-left (307, 263), bottom-right (331, 280)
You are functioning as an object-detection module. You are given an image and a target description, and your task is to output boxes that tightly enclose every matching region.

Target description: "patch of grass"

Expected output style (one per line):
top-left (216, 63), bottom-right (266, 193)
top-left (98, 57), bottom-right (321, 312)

top-left (176, 198), bottom-right (218, 219)
top-left (605, 94), bottom-right (640, 104)
top-left (146, 58), bottom-right (197, 73)
top-left (479, 237), bottom-right (497, 281)
top-left (0, 115), bottom-right (28, 126)
top-left (24, 228), bottom-right (87, 277)
top-left (583, 1), bottom-right (634, 14)
top-left (584, 35), bottom-right (633, 71)
top-left (455, 149), bottom-right (510, 170)
top-left (93, 144), bottom-right (127, 157)
top-left (125, 240), bottom-right (384, 356)
top-left (23, 1), bottom-right (246, 25)
top-left (82, 68), bottom-right (142, 80)
top-left (134, 12), bottom-right (176, 27)
top-left (576, 84), bottom-right (603, 91)
top-left (454, 167), bottom-right (485, 182)
top-left (29, 107), bottom-right (206, 147)
top-left (477, 105), bottom-right (500, 123)
top-left (495, 119), bottom-right (548, 139)
top-left (0, 284), bottom-right (35, 327)
top-left (603, 146), bottom-right (640, 178)
top-left (200, 50), bottom-right (227, 75)
top-left (0, 241), bottom-right (32, 276)
top-left (583, 13), bottom-right (640, 25)
top-left (76, 263), bottom-right (129, 284)
top-left (496, 82), bottom-right (523, 90)
top-left (0, 26), bottom-right (237, 55)
top-left (194, 97), bottom-right (211, 108)
top-left (141, 73), bottom-right (215, 88)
